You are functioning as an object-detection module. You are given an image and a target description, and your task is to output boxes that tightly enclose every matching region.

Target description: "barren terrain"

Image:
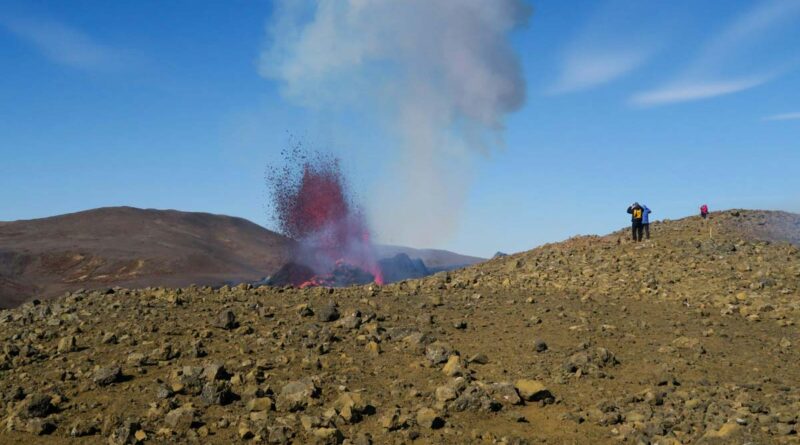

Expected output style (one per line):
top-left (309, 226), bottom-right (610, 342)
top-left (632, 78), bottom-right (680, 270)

top-left (1, 210), bottom-right (798, 444)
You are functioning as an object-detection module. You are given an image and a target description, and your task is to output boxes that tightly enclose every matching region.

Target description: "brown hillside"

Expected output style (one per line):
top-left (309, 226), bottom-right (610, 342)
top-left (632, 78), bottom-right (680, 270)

top-left (0, 209), bottom-right (798, 444)
top-left (0, 207), bottom-right (294, 308)
top-left (0, 207), bottom-right (486, 308)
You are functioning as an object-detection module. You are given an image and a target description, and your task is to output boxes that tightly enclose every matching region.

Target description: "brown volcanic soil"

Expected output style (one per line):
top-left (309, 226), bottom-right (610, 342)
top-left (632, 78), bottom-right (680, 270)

top-left (0, 207), bottom-right (294, 308)
top-left (0, 210), bottom-right (799, 444)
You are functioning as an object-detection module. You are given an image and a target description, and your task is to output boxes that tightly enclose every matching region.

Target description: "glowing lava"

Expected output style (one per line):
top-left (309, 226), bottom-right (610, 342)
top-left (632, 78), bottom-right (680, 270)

top-left (267, 148), bottom-right (383, 287)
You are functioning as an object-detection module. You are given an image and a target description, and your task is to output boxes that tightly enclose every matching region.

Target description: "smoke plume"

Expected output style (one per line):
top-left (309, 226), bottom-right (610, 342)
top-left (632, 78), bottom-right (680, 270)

top-left (261, 0), bottom-right (530, 246)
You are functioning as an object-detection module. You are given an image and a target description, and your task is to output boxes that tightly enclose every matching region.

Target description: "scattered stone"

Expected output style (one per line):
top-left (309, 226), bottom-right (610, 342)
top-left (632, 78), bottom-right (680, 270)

top-left (312, 426), bottom-right (344, 443)
top-left (468, 353), bottom-right (489, 365)
top-left (26, 418), bottom-right (56, 435)
top-left (442, 355), bottom-right (466, 377)
top-left (366, 341), bottom-right (381, 355)
top-left (317, 302), bottom-right (340, 322)
top-left (164, 404), bottom-right (196, 433)
top-left (108, 419), bottom-right (140, 445)
top-left (24, 394), bottom-right (54, 418)
top-left (451, 384), bottom-right (501, 413)
top-left (70, 420), bottom-right (99, 437)
top-left (213, 310), bottom-right (237, 330)
top-left (702, 423), bottom-right (742, 440)
top-left (93, 366), bottom-right (123, 386)
top-left (339, 392), bottom-right (373, 423)
top-left (277, 379), bottom-right (319, 412)
top-left (514, 380), bottom-right (554, 404)
top-left (202, 362), bottom-right (229, 381)
top-left (435, 384), bottom-right (459, 403)
top-left (380, 407), bottom-right (405, 431)
top-left (426, 341), bottom-right (454, 365)
top-left (246, 397), bottom-right (274, 412)
top-left (488, 382), bottom-right (522, 406)
top-left (101, 332), bottom-right (118, 344)
top-left (57, 335), bottom-right (78, 353)
top-left (126, 352), bottom-right (148, 367)
top-left (237, 421), bottom-right (254, 440)
top-left (416, 408), bottom-right (444, 429)
top-left (201, 381), bottom-right (235, 406)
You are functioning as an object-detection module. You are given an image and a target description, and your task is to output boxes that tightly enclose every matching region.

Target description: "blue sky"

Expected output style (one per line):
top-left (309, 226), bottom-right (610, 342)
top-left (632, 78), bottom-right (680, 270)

top-left (1, 0), bottom-right (799, 257)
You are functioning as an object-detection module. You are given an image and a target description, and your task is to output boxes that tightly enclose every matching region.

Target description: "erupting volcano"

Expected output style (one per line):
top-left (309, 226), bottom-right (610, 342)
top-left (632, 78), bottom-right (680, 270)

top-left (267, 148), bottom-right (383, 288)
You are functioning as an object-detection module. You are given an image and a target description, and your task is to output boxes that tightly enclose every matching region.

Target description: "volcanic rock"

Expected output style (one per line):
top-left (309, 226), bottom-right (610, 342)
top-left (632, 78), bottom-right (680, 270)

top-left (267, 262), bottom-right (316, 288)
top-left (451, 384), bottom-right (501, 413)
top-left (164, 404), bottom-right (196, 433)
top-left (201, 381), bottom-right (235, 406)
top-left (25, 418), bottom-right (56, 435)
top-left (93, 366), bottom-right (123, 386)
top-left (442, 355), bottom-right (466, 377)
top-left (0, 210), bottom-right (798, 444)
top-left (468, 353), bottom-right (489, 364)
top-left (416, 408), bottom-right (444, 429)
top-left (277, 379), bottom-right (319, 412)
top-left (213, 310), bottom-right (237, 330)
top-left (514, 380), bottom-right (554, 403)
top-left (317, 302), bottom-right (340, 322)
top-left (488, 382), bottom-right (523, 406)
top-left (23, 394), bottom-right (54, 418)
top-left (57, 336), bottom-right (78, 354)
top-left (425, 341), bottom-right (454, 365)
top-left (246, 397), bottom-right (273, 412)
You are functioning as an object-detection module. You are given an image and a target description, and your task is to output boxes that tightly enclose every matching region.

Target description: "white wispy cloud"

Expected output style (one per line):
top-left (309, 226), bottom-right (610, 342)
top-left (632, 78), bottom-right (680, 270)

top-left (763, 112), bottom-right (800, 121)
top-left (549, 1), bottom-right (663, 94)
top-left (632, 0), bottom-right (800, 107)
top-left (0, 15), bottom-right (136, 71)
top-left (550, 48), bottom-right (651, 94)
top-left (631, 76), bottom-right (770, 106)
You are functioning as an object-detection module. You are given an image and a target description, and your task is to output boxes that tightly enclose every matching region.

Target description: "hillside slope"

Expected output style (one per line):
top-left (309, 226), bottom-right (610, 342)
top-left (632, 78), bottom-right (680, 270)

top-left (0, 210), bottom-right (798, 444)
top-left (374, 245), bottom-right (484, 271)
top-left (0, 207), bottom-right (294, 308)
top-left (0, 208), bottom-right (487, 308)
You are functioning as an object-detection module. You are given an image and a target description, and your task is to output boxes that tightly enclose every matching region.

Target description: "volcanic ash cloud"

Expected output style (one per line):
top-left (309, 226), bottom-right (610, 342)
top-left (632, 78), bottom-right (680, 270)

top-left (260, 0), bottom-right (530, 246)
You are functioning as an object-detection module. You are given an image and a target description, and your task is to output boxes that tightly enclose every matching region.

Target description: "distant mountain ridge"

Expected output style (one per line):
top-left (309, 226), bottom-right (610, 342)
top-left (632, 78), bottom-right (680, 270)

top-left (374, 245), bottom-right (484, 272)
top-left (0, 207), bottom-right (296, 308)
top-left (0, 207), bottom-right (484, 307)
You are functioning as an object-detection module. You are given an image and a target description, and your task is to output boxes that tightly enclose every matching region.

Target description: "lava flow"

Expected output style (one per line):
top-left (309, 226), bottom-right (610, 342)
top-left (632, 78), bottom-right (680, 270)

top-left (267, 148), bottom-right (383, 288)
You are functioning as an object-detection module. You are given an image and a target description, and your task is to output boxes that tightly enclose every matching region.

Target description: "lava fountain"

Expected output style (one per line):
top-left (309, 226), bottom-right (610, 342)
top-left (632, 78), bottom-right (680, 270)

top-left (267, 148), bottom-right (383, 288)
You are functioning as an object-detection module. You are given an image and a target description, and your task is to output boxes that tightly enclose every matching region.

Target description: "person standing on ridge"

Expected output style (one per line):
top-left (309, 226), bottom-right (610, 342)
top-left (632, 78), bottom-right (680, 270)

top-left (641, 204), bottom-right (652, 240)
top-left (627, 202), bottom-right (644, 242)
top-left (700, 204), bottom-right (709, 219)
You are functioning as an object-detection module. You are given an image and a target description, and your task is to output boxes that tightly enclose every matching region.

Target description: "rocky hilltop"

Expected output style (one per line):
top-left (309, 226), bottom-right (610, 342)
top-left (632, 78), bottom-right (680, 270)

top-left (0, 210), bottom-right (798, 444)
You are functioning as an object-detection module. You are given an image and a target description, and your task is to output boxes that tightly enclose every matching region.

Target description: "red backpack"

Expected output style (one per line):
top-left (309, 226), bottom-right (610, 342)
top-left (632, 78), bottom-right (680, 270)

top-left (700, 204), bottom-right (708, 214)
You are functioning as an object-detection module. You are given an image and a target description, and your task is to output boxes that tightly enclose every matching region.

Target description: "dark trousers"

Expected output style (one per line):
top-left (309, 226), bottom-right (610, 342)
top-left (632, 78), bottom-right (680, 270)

top-left (632, 221), bottom-right (644, 241)
top-left (644, 223), bottom-right (650, 239)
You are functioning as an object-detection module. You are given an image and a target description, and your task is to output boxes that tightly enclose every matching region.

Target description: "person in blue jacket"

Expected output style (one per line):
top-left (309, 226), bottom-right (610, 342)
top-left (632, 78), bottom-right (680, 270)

top-left (641, 204), bottom-right (652, 239)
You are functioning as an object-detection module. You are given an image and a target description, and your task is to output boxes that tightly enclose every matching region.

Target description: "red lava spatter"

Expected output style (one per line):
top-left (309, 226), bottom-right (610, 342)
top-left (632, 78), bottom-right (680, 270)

top-left (267, 148), bottom-right (383, 287)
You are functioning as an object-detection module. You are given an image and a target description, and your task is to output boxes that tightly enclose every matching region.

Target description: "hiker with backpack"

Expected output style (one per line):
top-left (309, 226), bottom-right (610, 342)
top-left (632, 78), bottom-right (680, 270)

top-left (641, 204), bottom-right (652, 239)
top-left (627, 202), bottom-right (645, 242)
top-left (700, 204), bottom-right (709, 219)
